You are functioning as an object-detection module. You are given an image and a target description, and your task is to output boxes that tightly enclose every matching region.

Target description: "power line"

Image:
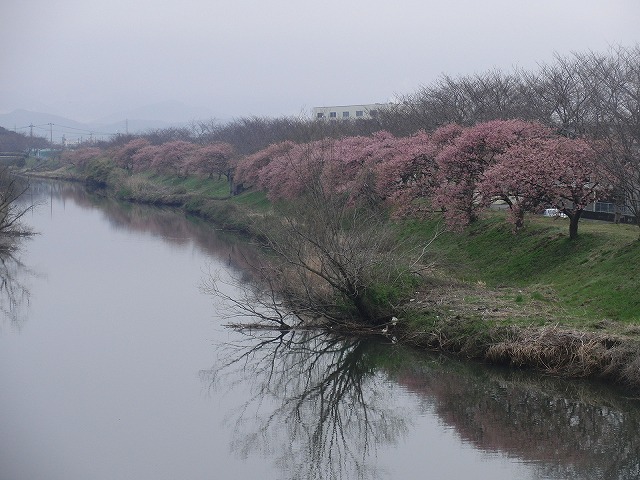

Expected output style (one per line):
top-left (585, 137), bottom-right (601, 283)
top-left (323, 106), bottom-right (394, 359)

top-left (16, 123), bottom-right (49, 130)
top-left (50, 123), bottom-right (118, 136)
top-left (16, 123), bottom-right (119, 137)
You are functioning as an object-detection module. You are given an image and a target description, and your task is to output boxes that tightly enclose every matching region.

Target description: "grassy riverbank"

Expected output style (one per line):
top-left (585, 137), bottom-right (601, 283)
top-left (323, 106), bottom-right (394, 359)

top-left (24, 163), bottom-right (640, 390)
top-left (393, 216), bottom-right (640, 390)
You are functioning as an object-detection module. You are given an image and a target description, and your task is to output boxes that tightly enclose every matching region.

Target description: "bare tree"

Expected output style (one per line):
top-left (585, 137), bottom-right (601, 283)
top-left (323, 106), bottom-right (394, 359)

top-left (586, 46), bottom-right (640, 227)
top-left (0, 168), bottom-right (33, 249)
top-left (140, 126), bottom-right (193, 145)
top-left (526, 54), bottom-right (596, 133)
top-left (256, 181), bottom-right (436, 326)
top-left (379, 70), bottom-right (534, 136)
top-left (205, 167), bottom-right (437, 329)
top-left (190, 115), bottom-right (384, 155)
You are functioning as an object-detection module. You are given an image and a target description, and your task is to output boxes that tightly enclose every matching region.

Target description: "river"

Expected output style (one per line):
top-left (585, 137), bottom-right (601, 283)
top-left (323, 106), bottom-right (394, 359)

top-left (1, 179), bottom-right (639, 480)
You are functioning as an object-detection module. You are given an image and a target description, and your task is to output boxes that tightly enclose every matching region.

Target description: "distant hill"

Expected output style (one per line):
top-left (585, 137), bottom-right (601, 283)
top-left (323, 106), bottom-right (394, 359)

top-left (0, 107), bottom-right (207, 144)
top-left (95, 100), bottom-right (215, 124)
top-left (0, 109), bottom-right (88, 135)
top-left (0, 125), bottom-right (47, 151)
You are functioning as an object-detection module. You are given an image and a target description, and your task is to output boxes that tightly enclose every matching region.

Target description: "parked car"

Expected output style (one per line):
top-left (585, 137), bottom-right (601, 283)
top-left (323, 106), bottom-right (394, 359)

top-left (543, 208), bottom-right (568, 218)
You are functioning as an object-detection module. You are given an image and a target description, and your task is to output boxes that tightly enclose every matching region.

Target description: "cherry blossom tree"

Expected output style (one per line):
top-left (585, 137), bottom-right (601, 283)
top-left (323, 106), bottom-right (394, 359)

top-left (131, 145), bottom-right (162, 172)
top-left (252, 133), bottom-right (401, 205)
top-left (151, 140), bottom-right (197, 176)
top-left (113, 138), bottom-right (151, 172)
top-left (234, 141), bottom-right (297, 190)
top-left (481, 135), bottom-right (610, 238)
top-left (479, 136), bottom-right (551, 231)
top-left (187, 142), bottom-right (235, 179)
top-left (328, 132), bottom-right (399, 205)
top-left (375, 124), bottom-right (465, 217)
top-left (535, 137), bottom-right (611, 239)
top-left (239, 129), bottom-right (450, 215)
top-left (433, 119), bottom-right (550, 230)
top-left (260, 139), bottom-right (332, 200)
top-left (59, 147), bottom-right (103, 169)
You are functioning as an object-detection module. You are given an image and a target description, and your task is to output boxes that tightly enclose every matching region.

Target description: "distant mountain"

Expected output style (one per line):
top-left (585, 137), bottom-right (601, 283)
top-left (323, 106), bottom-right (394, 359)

top-left (96, 100), bottom-right (216, 124)
top-left (0, 109), bottom-right (88, 131)
top-left (0, 108), bottom-right (203, 144)
top-left (0, 110), bottom-right (90, 143)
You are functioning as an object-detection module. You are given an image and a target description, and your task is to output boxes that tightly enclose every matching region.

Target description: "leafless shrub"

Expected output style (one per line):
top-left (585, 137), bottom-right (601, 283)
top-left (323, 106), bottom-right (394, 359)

top-left (0, 168), bottom-right (33, 249)
top-left (203, 173), bottom-right (438, 330)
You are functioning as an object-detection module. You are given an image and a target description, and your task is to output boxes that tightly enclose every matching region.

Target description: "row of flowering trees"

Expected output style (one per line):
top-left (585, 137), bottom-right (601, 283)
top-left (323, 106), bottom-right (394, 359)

top-left (61, 139), bottom-right (236, 181)
top-left (58, 118), bottom-right (614, 239)
top-left (52, 119), bottom-right (614, 325)
top-left (234, 119), bottom-right (612, 239)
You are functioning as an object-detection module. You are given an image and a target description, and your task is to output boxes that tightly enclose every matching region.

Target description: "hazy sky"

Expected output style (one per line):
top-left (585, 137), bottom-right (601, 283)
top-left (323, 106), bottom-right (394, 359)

top-left (2, 0), bottom-right (639, 122)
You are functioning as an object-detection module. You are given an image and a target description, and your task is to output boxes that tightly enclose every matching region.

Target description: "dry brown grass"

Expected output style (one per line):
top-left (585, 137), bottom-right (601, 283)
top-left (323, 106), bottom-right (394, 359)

top-left (402, 278), bottom-right (640, 392)
top-left (486, 326), bottom-right (616, 376)
top-left (408, 276), bottom-right (569, 324)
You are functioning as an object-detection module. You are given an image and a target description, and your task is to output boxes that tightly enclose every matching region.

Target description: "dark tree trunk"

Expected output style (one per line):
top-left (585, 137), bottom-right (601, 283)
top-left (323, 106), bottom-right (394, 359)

top-left (568, 211), bottom-right (582, 240)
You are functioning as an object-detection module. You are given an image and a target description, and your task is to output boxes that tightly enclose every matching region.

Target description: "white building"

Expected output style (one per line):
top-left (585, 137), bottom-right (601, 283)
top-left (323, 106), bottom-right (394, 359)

top-left (312, 103), bottom-right (390, 121)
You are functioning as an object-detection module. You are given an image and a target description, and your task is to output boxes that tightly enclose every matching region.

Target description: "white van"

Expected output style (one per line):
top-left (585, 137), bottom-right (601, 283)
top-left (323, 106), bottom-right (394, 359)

top-left (543, 208), bottom-right (568, 218)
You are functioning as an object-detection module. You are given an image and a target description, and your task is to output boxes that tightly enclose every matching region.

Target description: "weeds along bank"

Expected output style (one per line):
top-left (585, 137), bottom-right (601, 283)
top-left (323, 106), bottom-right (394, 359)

top-left (22, 145), bottom-right (640, 392)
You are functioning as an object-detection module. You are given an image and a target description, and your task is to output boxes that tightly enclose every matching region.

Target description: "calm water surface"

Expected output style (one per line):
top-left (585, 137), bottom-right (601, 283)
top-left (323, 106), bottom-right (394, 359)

top-left (1, 180), bottom-right (639, 480)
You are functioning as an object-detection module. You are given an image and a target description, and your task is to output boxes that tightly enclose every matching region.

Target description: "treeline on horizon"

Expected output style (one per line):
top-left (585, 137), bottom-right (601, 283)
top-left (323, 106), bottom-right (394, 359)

top-left (30, 45), bottom-right (640, 237)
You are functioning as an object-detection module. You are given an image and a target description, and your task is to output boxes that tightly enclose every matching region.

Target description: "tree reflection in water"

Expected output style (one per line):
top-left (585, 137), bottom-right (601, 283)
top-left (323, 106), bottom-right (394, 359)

top-left (25, 180), bottom-right (639, 479)
top-left (201, 330), bottom-right (408, 480)
top-left (204, 329), bottom-right (640, 480)
top-left (0, 249), bottom-right (35, 330)
top-left (391, 355), bottom-right (640, 480)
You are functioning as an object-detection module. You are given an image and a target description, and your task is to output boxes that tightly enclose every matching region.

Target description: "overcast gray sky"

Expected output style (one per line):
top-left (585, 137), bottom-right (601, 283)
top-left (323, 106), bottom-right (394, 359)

top-left (2, 0), bottom-right (639, 123)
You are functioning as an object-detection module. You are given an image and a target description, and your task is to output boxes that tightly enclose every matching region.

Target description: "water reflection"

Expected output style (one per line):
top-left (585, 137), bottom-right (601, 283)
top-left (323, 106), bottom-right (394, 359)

top-left (24, 179), bottom-right (261, 274)
top-left (0, 249), bottom-right (34, 330)
top-left (13, 179), bottom-right (640, 479)
top-left (202, 331), bottom-right (407, 480)
top-left (393, 356), bottom-right (640, 480)
top-left (0, 176), bottom-right (40, 329)
top-left (206, 332), bottom-right (640, 480)
top-left (4, 179), bottom-right (263, 337)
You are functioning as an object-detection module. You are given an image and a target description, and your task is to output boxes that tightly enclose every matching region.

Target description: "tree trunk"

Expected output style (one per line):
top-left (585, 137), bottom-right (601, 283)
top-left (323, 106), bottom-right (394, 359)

top-left (513, 209), bottom-right (525, 232)
top-left (569, 211), bottom-right (582, 240)
top-left (351, 293), bottom-right (376, 325)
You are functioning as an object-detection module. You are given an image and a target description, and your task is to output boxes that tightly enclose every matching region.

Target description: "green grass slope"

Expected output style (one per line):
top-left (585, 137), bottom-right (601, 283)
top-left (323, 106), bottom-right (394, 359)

top-left (419, 212), bottom-right (640, 323)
